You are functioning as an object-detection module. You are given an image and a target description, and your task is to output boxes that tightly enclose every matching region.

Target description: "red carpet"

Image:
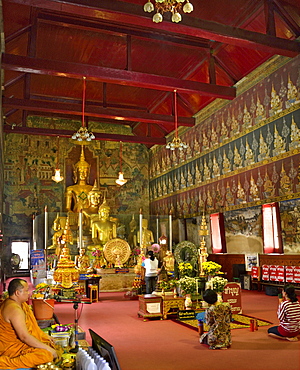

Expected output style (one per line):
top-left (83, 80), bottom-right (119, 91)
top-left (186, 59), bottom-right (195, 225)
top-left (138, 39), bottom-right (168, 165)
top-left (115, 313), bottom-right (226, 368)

top-left (52, 290), bottom-right (300, 370)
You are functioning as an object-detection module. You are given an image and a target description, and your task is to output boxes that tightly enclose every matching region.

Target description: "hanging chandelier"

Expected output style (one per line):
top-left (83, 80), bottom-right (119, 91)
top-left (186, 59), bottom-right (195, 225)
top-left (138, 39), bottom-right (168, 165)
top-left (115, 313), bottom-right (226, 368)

top-left (72, 77), bottom-right (95, 142)
top-left (116, 141), bottom-right (127, 186)
top-left (52, 136), bottom-right (64, 183)
top-left (166, 90), bottom-right (188, 151)
top-left (144, 0), bottom-right (193, 23)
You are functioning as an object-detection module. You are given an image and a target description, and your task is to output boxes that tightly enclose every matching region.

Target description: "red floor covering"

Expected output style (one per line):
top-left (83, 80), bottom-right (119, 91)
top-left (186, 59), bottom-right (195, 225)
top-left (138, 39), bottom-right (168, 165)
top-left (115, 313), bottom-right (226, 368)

top-left (52, 290), bottom-right (300, 370)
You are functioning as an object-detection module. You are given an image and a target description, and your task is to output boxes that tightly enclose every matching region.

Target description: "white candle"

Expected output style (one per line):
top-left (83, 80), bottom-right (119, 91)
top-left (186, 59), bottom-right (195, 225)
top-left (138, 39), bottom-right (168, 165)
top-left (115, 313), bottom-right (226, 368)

top-left (44, 206), bottom-right (48, 250)
top-left (139, 209), bottom-right (143, 247)
top-left (79, 209), bottom-right (83, 249)
top-left (196, 279), bottom-right (198, 294)
top-left (169, 210), bottom-right (172, 252)
top-left (32, 214), bottom-right (37, 250)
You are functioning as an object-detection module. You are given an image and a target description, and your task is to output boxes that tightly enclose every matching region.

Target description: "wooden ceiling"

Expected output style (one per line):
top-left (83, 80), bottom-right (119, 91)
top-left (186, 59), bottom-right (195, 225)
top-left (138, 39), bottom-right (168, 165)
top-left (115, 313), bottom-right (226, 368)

top-left (2, 0), bottom-right (300, 147)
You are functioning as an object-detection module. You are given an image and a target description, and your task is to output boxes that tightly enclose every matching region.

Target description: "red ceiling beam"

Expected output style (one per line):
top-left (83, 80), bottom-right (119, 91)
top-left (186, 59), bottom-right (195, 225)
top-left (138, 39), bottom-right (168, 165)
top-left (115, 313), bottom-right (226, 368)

top-left (5, 0), bottom-right (300, 57)
top-left (2, 53), bottom-right (236, 99)
top-left (3, 97), bottom-right (195, 127)
top-left (3, 125), bottom-right (166, 145)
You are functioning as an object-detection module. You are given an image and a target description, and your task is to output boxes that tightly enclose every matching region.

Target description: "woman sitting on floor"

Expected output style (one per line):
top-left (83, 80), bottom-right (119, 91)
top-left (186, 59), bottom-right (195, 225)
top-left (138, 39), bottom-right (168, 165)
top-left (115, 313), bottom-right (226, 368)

top-left (268, 284), bottom-right (300, 342)
top-left (199, 289), bottom-right (232, 350)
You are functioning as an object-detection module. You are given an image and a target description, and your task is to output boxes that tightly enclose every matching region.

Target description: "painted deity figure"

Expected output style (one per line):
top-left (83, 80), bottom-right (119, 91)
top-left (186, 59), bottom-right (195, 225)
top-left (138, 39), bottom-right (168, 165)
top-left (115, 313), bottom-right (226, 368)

top-left (286, 75), bottom-right (300, 108)
top-left (65, 146), bottom-right (93, 213)
top-left (270, 85), bottom-right (283, 115)
top-left (249, 175), bottom-right (259, 201)
top-left (91, 197), bottom-right (117, 247)
top-left (280, 164), bottom-right (292, 195)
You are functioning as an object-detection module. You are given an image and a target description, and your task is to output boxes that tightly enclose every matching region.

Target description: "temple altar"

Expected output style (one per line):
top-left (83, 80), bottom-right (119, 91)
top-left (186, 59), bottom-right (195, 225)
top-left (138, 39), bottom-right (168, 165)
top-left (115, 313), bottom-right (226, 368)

top-left (97, 268), bottom-right (136, 292)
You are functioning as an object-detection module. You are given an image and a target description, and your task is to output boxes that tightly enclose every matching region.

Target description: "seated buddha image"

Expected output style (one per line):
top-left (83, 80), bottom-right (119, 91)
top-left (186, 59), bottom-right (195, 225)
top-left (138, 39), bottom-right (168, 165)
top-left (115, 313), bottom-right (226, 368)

top-left (82, 180), bottom-right (102, 233)
top-left (91, 197), bottom-right (117, 248)
top-left (48, 213), bottom-right (64, 251)
top-left (75, 248), bottom-right (90, 274)
top-left (65, 145), bottom-right (93, 213)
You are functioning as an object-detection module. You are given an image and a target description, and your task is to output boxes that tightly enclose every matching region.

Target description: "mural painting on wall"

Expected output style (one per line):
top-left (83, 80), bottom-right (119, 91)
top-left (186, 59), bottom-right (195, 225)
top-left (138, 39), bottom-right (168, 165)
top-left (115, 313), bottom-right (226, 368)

top-left (150, 55), bottom-right (300, 220)
top-left (224, 207), bottom-right (262, 238)
top-left (3, 130), bottom-right (149, 240)
top-left (279, 198), bottom-right (300, 254)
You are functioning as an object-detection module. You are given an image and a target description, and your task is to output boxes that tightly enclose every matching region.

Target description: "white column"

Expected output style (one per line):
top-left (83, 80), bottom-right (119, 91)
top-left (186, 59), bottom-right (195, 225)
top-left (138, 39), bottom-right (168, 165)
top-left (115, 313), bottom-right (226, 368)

top-left (79, 209), bottom-right (83, 250)
top-left (169, 210), bottom-right (172, 252)
top-left (44, 206), bottom-right (48, 250)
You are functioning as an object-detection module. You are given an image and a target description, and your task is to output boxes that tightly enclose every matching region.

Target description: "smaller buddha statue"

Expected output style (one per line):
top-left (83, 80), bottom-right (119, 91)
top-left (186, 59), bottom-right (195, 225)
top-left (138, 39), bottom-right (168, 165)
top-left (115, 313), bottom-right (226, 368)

top-left (48, 213), bottom-right (64, 251)
top-left (163, 251), bottom-right (175, 277)
top-left (75, 248), bottom-right (90, 274)
top-left (137, 219), bottom-right (154, 252)
top-left (91, 197), bottom-right (117, 247)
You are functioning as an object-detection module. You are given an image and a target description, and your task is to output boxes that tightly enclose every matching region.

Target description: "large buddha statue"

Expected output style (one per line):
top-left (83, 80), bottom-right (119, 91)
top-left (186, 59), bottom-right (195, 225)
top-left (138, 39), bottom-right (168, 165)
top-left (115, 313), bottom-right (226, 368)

top-left (82, 180), bottom-right (102, 233)
top-left (65, 145), bottom-right (93, 213)
top-left (91, 197), bottom-right (117, 248)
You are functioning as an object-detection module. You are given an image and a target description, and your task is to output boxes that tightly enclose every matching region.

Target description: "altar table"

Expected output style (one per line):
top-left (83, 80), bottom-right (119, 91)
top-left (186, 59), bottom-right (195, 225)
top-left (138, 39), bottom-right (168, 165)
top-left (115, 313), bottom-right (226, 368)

top-left (162, 296), bottom-right (185, 320)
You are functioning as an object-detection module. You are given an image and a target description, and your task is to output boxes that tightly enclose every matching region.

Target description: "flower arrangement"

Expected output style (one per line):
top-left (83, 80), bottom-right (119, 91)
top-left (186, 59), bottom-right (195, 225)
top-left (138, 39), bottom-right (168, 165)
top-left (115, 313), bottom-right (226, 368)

top-left (201, 261), bottom-right (222, 276)
top-left (31, 283), bottom-right (51, 299)
top-left (178, 262), bottom-right (193, 277)
top-left (158, 279), bottom-right (178, 291)
top-left (47, 254), bottom-right (58, 269)
top-left (209, 276), bottom-right (228, 293)
top-left (92, 249), bottom-right (102, 257)
top-left (178, 276), bottom-right (196, 295)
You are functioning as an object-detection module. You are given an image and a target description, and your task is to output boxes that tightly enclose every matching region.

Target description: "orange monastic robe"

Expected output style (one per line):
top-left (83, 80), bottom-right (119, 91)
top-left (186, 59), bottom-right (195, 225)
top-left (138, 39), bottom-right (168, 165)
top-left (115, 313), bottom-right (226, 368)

top-left (0, 300), bottom-right (53, 369)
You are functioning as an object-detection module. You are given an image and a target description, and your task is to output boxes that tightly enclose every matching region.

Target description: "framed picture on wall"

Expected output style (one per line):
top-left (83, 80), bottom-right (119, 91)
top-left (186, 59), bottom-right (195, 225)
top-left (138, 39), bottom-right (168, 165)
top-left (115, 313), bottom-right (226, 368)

top-left (245, 254), bottom-right (259, 272)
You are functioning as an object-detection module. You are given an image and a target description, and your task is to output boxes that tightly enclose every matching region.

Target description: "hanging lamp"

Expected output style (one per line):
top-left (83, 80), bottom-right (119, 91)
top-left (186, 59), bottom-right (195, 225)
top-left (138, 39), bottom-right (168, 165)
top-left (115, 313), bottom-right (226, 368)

top-left (72, 77), bottom-right (95, 142)
top-left (116, 141), bottom-right (127, 186)
top-left (52, 136), bottom-right (64, 183)
top-left (166, 90), bottom-right (188, 151)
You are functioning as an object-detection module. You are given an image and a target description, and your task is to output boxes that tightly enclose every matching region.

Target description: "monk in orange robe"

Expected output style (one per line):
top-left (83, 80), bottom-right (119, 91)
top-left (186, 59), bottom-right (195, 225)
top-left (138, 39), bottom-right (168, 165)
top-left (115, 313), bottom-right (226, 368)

top-left (0, 279), bottom-right (58, 369)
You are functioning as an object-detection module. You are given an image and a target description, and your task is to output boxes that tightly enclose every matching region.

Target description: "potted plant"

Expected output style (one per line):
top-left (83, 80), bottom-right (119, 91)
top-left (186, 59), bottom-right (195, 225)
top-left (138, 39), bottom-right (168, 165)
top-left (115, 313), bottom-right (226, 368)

top-left (201, 261), bottom-right (223, 277)
top-left (31, 283), bottom-right (55, 321)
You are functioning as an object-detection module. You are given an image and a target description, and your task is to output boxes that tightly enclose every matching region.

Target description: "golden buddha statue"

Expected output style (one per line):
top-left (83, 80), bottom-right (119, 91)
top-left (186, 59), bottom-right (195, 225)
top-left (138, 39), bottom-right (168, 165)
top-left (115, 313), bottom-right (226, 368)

top-left (48, 213), bottom-right (64, 251)
top-left (82, 180), bottom-right (102, 232)
top-left (75, 248), bottom-right (90, 274)
top-left (65, 145), bottom-right (93, 213)
top-left (163, 251), bottom-right (175, 277)
top-left (137, 218), bottom-right (154, 251)
top-left (91, 197), bottom-right (117, 247)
